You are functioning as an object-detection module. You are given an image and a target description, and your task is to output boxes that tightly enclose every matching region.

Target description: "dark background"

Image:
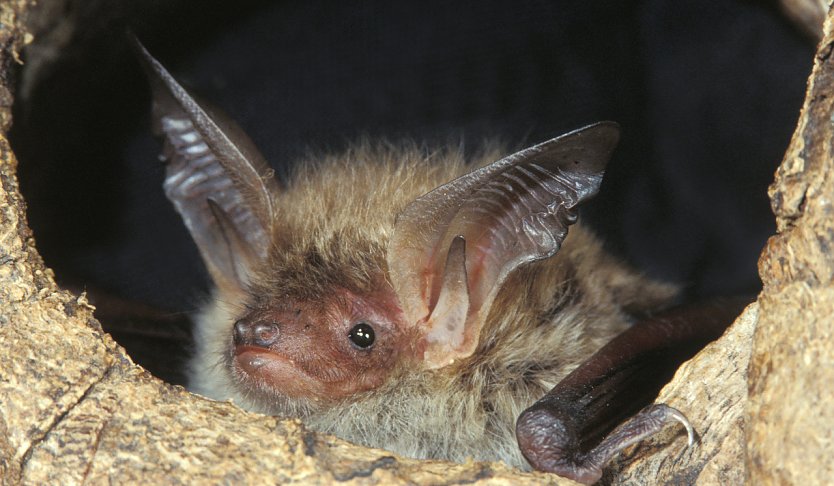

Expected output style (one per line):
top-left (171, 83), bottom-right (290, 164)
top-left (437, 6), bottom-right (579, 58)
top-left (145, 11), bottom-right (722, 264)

top-left (11, 1), bottom-right (812, 376)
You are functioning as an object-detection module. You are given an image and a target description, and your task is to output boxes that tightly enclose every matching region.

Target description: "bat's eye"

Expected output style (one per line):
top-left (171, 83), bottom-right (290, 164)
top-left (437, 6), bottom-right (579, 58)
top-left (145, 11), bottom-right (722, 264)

top-left (348, 322), bottom-right (375, 349)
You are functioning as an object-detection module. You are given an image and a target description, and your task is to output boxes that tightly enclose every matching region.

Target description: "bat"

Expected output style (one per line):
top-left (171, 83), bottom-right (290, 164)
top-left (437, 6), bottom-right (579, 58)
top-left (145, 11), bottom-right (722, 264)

top-left (132, 38), bottom-right (744, 484)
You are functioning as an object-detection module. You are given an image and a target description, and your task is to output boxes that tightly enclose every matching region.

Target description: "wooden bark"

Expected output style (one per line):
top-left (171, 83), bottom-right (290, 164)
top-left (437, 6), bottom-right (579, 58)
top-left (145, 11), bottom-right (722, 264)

top-left (612, 7), bottom-right (834, 484)
top-left (748, 7), bottom-right (834, 485)
top-left (1, 2), bottom-right (832, 485)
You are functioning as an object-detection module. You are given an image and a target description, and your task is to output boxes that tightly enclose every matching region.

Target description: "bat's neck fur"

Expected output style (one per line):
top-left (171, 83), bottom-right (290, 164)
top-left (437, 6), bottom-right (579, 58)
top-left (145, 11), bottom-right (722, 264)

top-left (187, 142), bottom-right (677, 469)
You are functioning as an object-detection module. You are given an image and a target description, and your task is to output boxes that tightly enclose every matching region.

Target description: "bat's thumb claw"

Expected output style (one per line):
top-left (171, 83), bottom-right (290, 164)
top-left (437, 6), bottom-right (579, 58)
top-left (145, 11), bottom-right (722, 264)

top-left (661, 404), bottom-right (697, 447)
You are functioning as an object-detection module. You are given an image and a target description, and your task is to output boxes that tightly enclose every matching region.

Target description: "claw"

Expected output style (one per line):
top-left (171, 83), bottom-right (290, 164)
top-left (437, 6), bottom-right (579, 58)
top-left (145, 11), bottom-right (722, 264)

top-left (663, 405), bottom-right (696, 448)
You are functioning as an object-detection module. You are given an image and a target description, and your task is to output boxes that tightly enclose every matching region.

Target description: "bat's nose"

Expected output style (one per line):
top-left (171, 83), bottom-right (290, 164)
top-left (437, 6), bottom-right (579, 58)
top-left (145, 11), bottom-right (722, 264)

top-left (233, 318), bottom-right (280, 348)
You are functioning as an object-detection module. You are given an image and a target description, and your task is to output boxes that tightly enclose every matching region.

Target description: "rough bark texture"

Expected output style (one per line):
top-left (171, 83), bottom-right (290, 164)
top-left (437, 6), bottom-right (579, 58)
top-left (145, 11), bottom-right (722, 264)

top-left (609, 7), bottom-right (834, 484)
top-left (0, 0), bottom-right (32, 133)
top-left (748, 7), bottom-right (834, 486)
top-left (1, 1), bottom-right (833, 485)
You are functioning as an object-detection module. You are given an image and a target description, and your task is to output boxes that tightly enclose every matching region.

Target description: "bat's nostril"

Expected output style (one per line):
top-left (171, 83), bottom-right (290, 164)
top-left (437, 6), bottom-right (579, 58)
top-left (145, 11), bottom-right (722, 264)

top-left (252, 322), bottom-right (280, 347)
top-left (232, 319), bottom-right (248, 346)
top-left (233, 319), bottom-right (280, 347)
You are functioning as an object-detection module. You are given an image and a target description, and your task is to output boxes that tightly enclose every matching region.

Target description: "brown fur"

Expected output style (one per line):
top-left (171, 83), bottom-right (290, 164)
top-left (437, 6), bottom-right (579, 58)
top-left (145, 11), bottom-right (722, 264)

top-left (188, 141), bottom-right (677, 468)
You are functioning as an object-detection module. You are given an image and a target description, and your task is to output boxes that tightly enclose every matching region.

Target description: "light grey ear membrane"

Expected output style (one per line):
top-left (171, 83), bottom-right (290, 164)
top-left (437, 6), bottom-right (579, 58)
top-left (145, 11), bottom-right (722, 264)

top-left (131, 37), bottom-right (281, 293)
top-left (387, 122), bottom-right (619, 368)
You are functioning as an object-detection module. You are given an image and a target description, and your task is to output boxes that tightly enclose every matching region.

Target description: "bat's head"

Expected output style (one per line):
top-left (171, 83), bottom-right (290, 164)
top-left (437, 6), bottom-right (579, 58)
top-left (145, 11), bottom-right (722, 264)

top-left (230, 282), bottom-right (414, 402)
top-left (134, 39), bottom-right (619, 406)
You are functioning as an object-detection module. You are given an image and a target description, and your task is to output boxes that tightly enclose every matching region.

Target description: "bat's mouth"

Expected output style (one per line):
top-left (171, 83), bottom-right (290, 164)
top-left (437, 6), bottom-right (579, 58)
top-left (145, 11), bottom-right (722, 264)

top-left (233, 346), bottom-right (327, 399)
top-left (234, 346), bottom-right (280, 373)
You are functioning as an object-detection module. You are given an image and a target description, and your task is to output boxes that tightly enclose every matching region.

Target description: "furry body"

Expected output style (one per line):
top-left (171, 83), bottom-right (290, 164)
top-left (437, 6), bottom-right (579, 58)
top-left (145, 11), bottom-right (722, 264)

top-left (187, 142), bottom-right (677, 468)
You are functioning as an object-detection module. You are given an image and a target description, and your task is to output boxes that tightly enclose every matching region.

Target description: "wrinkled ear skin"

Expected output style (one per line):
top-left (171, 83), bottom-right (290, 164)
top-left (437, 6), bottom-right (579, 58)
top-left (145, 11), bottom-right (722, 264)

top-left (388, 122), bottom-right (620, 368)
top-left (516, 298), bottom-right (749, 484)
top-left (130, 36), bottom-right (280, 294)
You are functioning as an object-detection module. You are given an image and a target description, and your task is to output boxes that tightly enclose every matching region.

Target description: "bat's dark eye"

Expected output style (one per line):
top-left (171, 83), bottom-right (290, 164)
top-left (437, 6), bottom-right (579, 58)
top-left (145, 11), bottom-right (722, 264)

top-left (348, 322), bottom-right (375, 349)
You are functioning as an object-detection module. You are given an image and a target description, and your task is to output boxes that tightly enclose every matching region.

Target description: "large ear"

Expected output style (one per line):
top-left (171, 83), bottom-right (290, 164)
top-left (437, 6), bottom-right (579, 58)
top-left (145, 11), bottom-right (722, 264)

top-left (131, 37), bottom-right (281, 294)
top-left (387, 123), bottom-right (619, 368)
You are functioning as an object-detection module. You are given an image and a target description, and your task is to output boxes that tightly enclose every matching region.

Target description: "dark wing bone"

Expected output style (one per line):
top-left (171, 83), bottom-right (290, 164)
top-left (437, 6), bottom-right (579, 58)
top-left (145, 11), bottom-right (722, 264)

top-left (516, 298), bottom-right (748, 484)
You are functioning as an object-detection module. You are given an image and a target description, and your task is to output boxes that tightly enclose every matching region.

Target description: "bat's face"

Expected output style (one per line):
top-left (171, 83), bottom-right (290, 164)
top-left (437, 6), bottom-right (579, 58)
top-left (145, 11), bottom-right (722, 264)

top-left (134, 38), bottom-right (617, 405)
top-left (228, 282), bottom-right (417, 402)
